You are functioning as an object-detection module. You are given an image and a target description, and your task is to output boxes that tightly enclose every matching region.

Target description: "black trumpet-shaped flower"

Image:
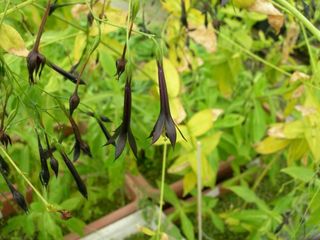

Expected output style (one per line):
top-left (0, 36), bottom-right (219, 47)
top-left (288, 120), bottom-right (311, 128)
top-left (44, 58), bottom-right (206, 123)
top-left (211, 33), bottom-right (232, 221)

top-left (0, 129), bottom-right (12, 148)
top-left (0, 169), bottom-right (28, 213)
top-left (0, 154), bottom-right (9, 176)
top-left (150, 60), bottom-right (180, 148)
top-left (115, 57), bottom-right (126, 79)
top-left (37, 132), bottom-right (50, 187)
top-left (44, 134), bottom-right (59, 177)
top-left (87, 112), bottom-right (114, 145)
top-left (107, 78), bottom-right (137, 159)
top-left (69, 91), bottom-right (80, 116)
top-left (69, 117), bottom-right (92, 161)
top-left (26, 51), bottom-right (46, 84)
top-left (60, 151), bottom-right (87, 199)
top-left (46, 61), bottom-right (86, 85)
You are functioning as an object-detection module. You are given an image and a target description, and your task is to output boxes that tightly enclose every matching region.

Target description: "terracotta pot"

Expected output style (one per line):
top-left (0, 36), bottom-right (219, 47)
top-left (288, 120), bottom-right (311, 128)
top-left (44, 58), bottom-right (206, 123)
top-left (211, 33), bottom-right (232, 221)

top-left (127, 158), bottom-right (233, 201)
top-left (0, 187), bottom-right (32, 219)
top-left (64, 174), bottom-right (140, 240)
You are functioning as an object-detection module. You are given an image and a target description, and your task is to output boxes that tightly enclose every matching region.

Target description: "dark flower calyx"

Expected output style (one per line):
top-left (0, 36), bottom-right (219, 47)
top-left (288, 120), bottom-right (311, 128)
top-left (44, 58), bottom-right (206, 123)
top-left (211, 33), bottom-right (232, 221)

top-left (115, 58), bottom-right (126, 79)
top-left (26, 50), bottom-right (46, 84)
top-left (0, 154), bottom-right (9, 176)
top-left (0, 129), bottom-right (12, 148)
top-left (69, 91), bottom-right (80, 116)
top-left (149, 60), bottom-right (182, 148)
top-left (106, 77), bottom-right (137, 159)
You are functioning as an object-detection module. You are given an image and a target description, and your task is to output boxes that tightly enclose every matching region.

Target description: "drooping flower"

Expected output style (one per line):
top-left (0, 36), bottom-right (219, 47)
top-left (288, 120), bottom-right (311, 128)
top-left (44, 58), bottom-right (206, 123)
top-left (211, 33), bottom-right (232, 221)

top-left (26, 51), bottom-right (46, 84)
top-left (44, 133), bottom-right (59, 177)
top-left (69, 116), bottom-right (92, 161)
top-left (149, 60), bottom-right (180, 147)
top-left (0, 162), bottom-right (28, 213)
top-left (0, 129), bottom-right (12, 148)
top-left (60, 150), bottom-right (87, 199)
top-left (87, 112), bottom-right (114, 145)
top-left (37, 132), bottom-right (50, 187)
top-left (107, 77), bottom-right (137, 159)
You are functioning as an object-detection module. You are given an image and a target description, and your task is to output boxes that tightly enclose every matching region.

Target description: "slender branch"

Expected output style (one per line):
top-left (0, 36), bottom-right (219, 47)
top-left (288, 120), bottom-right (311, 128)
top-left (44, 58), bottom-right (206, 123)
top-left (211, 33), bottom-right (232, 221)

top-left (0, 0), bottom-right (34, 19)
top-left (196, 141), bottom-right (203, 240)
top-left (33, 0), bottom-right (52, 51)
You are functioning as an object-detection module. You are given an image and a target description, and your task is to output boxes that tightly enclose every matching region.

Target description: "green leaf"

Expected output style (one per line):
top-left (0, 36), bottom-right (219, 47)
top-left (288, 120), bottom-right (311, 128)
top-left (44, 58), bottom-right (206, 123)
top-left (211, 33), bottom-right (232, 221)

top-left (162, 183), bottom-right (180, 208)
top-left (180, 211), bottom-right (195, 240)
top-left (65, 218), bottom-right (86, 236)
top-left (187, 109), bottom-right (221, 137)
top-left (60, 197), bottom-right (82, 211)
top-left (281, 166), bottom-right (314, 183)
top-left (0, 23), bottom-right (28, 56)
top-left (228, 186), bottom-right (269, 211)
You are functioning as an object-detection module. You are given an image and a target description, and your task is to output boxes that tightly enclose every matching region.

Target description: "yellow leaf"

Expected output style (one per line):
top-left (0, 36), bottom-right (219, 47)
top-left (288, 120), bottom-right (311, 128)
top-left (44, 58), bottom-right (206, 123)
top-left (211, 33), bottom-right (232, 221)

top-left (183, 172), bottom-right (197, 196)
top-left (73, 33), bottom-right (86, 62)
top-left (287, 139), bottom-right (308, 165)
top-left (168, 153), bottom-right (192, 174)
top-left (233, 0), bottom-right (256, 8)
top-left (170, 97), bottom-right (186, 124)
top-left (187, 109), bottom-right (223, 137)
top-left (255, 137), bottom-right (290, 154)
top-left (188, 23), bottom-right (217, 53)
top-left (202, 132), bottom-right (223, 155)
top-left (0, 24), bottom-right (28, 57)
top-left (189, 154), bottom-right (215, 186)
top-left (249, 0), bottom-right (284, 33)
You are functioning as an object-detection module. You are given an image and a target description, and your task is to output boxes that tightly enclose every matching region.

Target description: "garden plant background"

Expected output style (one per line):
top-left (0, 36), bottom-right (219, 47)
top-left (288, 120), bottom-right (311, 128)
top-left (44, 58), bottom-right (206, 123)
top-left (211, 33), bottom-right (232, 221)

top-left (0, 0), bottom-right (320, 239)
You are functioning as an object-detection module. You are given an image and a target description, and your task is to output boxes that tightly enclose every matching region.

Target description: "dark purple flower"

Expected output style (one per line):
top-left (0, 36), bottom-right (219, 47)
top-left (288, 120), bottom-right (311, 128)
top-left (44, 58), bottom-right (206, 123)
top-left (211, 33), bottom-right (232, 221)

top-left (69, 117), bottom-right (92, 161)
top-left (107, 77), bottom-right (137, 159)
top-left (26, 50), bottom-right (46, 84)
top-left (0, 129), bottom-right (12, 148)
top-left (60, 150), bottom-right (87, 199)
top-left (0, 168), bottom-right (28, 213)
top-left (37, 132), bottom-right (50, 187)
top-left (150, 60), bottom-right (180, 148)
top-left (44, 134), bottom-right (59, 177)
top-left (87, 112), bottom-right (114, 145)
top-left (0, 154), bottom-right (9, 176)
top-left (69, 91), bottom-right (80, 116)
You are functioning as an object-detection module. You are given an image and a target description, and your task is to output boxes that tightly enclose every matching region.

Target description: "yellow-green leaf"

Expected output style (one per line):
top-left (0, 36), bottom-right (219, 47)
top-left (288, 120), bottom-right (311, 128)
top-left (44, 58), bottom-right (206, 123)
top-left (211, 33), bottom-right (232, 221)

top-left (187, 109), bottom-right (222, 137)
top-left (0, 23), bottom-right (28, 57)
top-left (202, 131), bottom-right (223, 155)
top-left (183, 172), bottom-right (197, 196)
top-left (255, 137), bottom-right (290, 154)
top-left (73, 32), bottom-right (86, 62)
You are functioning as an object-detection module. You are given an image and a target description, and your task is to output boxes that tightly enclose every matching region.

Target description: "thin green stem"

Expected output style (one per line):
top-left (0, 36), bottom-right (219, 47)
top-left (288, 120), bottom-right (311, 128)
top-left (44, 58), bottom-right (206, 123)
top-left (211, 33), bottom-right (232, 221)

top-left (156, 141), bottom-right (167, 240)
top-left (0, 0), bottom-right (10, 26)
top-left (215, 29), bottom-right (291, 77)
top-left (196, 141), bottom-right (203, 240)
top-left (0, 146), bottom-right (53, 210)
top-left (300, 23), bottom-right (316, 74)
top-left (0, 0), bottom-right (34, 19)
top-left (273, 0), bottom-right (320, 41)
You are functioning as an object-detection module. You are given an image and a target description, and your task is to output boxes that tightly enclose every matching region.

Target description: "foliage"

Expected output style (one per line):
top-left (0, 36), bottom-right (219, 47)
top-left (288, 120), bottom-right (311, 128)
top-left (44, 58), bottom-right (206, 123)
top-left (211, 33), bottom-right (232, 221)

top-left (0, 0), bottom-right (320, 239)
